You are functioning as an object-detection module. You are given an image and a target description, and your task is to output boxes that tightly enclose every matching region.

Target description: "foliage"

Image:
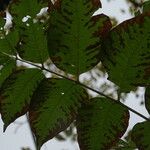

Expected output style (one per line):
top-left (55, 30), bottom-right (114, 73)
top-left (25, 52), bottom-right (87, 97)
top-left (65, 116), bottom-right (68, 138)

top-left (0, 0), bottom-right (150, 150)
top-left (0, 69), bottom-right (45, 129)
top-left (47, 0), bottom-right (111, 75)
top-left (100, 12), bottom-right (150, 92)
top-left (131, 121), bottom-right (150, 150)
top-left (77, 98), bottom-right (129, 150)
top-left (29, 78), bottom-right (88, 149)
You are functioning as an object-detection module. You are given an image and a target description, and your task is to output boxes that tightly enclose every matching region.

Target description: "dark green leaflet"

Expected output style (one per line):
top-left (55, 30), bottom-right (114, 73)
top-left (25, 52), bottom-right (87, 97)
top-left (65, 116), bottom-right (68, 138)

top-left (101, 12), bottom-right (150, 92)
top-left (47, 0), bottom-right (111, 75)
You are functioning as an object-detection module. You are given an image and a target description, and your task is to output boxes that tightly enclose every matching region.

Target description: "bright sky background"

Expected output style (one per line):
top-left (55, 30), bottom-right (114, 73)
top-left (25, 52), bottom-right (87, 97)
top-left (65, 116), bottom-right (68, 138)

top-left (0, 0), bottom-right (149, 150)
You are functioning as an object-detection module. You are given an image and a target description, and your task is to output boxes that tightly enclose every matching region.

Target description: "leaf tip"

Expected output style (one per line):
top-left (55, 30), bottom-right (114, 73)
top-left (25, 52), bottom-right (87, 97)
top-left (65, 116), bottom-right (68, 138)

top-left (3, 123), bottom-right (8, 132)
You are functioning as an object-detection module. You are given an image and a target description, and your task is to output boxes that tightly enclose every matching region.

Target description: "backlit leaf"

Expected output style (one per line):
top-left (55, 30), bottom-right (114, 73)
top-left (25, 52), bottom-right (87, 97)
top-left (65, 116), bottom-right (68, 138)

top-left (77, 97), bottom-right (129, 150)
top-left (131, 121), bottom-right (150, 150)
top-left (29, 78), bottom-right (88, 149)
top-left (47, 0), bottom-right (112, 75)
top-left (100, 12), bottom-right (150, 92)
top-left (0, 69), bottom-right (44, 129)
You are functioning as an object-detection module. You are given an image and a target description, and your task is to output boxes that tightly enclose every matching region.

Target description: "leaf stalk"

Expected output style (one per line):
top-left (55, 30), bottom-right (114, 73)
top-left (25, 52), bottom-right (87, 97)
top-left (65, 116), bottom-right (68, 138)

top-left (1, 52), bottom-right (150, 122)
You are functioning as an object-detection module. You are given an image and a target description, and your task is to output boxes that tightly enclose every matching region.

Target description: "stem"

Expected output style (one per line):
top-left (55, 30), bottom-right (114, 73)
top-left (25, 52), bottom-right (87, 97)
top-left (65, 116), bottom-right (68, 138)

top-left (16, 57), bottom-right (150, 121)
top-left (26, 114), bottom-right (38, 150)
top-left (1, 52), bottom-right (150, 121)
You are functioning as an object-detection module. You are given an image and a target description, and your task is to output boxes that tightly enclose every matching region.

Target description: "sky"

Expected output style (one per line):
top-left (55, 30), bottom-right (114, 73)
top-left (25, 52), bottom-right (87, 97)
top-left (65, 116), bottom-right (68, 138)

top-left (0, 0), bottom-right (149, 150)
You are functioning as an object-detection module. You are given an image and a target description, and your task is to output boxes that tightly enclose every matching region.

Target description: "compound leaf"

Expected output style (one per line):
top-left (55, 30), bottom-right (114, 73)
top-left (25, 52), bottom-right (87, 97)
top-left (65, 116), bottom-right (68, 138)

top-left (131, 121), bottom-right (150, 150)
top-left (29, 78), bottom-right (88, 149)
top-left (77, 97), bottom-right (129, 150)
top-left (100, 12), bottom-right (150, 92)
top-left (0, 68), bottom-right (44, 129)
top-left (47, 0), bottom-right (112, 75)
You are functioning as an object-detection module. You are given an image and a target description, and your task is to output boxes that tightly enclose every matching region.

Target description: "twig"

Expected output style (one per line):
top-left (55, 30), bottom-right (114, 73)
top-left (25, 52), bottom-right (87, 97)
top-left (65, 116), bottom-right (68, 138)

top-left (1, 52), bottom-right (150, 121)
top-left (15, 56), bottom-right (150, 121)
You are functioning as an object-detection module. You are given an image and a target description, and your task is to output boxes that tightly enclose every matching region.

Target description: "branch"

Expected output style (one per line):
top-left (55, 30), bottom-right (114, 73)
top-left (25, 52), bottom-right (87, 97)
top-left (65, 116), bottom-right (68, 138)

top-left (16, 57), bottom-right (150, 121)
top-left (1, 52), bottom-right (150, 121)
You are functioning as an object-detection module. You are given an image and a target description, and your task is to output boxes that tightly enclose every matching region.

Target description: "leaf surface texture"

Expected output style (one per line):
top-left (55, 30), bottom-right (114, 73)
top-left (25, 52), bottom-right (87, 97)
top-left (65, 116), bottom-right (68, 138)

top-left (18, 22), bottom-right (49, 63)
top-left (131, 121), bottom-right (150, 150)
top-left (101, 12), bottom-right (150, 91)
top-left (77, 97), bottom-right (129, 150)
top-left (47, 0), bottom-right (111, 75)
top-left (0, 69), bottom-right (44, 129)
top-left (29, 78), bottom-right (88, 149)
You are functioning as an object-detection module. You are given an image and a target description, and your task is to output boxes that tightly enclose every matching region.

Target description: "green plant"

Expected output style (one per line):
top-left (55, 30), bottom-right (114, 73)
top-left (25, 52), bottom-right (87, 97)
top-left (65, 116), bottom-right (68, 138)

top-left (0, 0), bottom-right (150, 150)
